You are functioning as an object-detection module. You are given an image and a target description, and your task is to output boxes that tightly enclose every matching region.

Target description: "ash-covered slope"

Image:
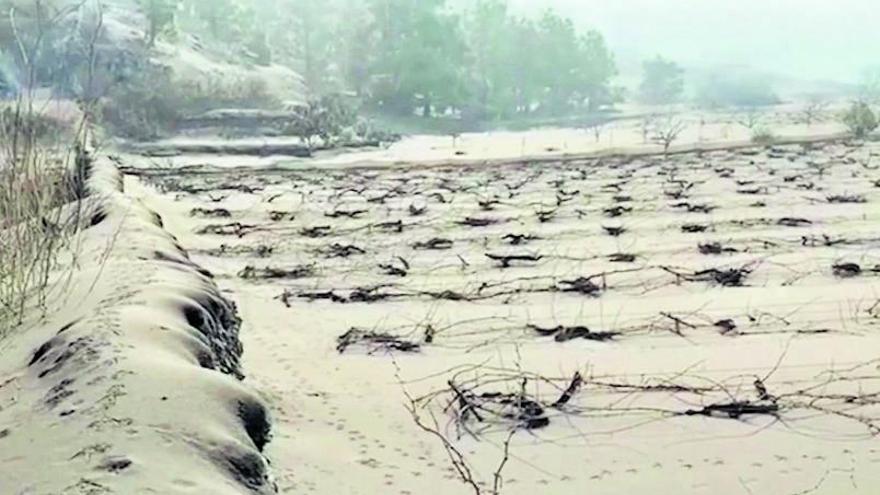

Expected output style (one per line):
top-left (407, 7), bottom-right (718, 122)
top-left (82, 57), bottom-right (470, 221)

top-left (0, 0), bottom-right (304, 106)
top-left (0, 149), bottom-right (274, 494)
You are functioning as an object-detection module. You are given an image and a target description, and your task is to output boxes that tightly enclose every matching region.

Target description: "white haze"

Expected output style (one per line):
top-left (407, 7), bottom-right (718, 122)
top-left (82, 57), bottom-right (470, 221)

top-left (508, 0), bottom-right (878, 84)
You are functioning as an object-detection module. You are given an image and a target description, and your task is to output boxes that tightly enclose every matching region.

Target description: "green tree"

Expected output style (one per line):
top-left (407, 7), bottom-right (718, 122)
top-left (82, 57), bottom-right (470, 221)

top-left (532, 9), bottom-right (583, 114)
top-left (334, 0), bottom-right (375, 96)
top-left (579, 30), bottom-right (617, 111)
top-left (639, 55), bottom-right (684, 104)
top-left (285, 0), bottom-right (343, 94)
top-left (462, 0), bottom-right (513, 118)
top-left (366, 0), bottom-right (468, 117)
top-left (695, 74), bottom-right (779, 108)
top-left (461, 5), bottom-right (616, 118)
top-left (140, 0), bottom-right (178, 47)
top-left (180, 0), bottom-right (272, 64)
top-left (504, 16), bottom-right (542, 115)
top-left (183, 0), bottom-right (239, 39)
top-left (268, 0), bottom-right (372, 96)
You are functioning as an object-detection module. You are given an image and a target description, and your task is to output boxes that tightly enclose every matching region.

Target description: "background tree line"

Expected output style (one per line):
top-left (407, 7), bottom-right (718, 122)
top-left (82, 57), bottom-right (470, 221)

top-left (142, 0), bottom-right (620, 123)
top-left (6, 0), bottom-right (871, 142)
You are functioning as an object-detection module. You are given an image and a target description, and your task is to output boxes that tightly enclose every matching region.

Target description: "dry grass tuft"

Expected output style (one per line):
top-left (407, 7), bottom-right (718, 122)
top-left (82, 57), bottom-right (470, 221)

top-left (0, 101), bottom-right (85, 337)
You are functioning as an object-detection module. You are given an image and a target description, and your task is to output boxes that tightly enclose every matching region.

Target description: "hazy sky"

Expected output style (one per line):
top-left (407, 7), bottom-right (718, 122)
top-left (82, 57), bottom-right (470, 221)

top-left (509, 0), bottom-right (878, 83)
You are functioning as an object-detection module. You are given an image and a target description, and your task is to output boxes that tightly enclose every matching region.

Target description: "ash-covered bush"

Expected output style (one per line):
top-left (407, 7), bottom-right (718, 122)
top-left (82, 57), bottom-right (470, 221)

top-left (278, 95), bottom-right (357, 149)
top-left (751, 127), bottom-right (777, 145)
top-left (0, 106), bottom-right (84, 336)
top-left (842, 101), bottom-right (878, 138)
top-left (696, 75), bottom-right (780, 109)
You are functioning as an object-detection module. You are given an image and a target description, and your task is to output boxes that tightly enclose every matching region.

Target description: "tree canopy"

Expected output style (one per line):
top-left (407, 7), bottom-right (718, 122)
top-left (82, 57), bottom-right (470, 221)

top-left (639, 56), bottom-right (684, 105)
top-left (695, 74), bottom-right (780, 108)
top-left (127, 0), bottom-right (622, 124)
top-left (188, 0), bottom-right (621, 122)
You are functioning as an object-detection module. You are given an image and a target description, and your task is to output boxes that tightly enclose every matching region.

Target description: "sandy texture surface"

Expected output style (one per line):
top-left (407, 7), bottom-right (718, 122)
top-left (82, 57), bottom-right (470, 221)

top-left (0, 156), bottom-right (272, 494)
top-left (130, 137), bottom-right (880, 494)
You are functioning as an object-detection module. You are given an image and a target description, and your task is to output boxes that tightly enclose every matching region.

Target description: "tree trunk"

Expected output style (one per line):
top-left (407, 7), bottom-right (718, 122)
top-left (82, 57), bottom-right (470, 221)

top-left (147, 23), bottom-right (157, 47)
top-left (587, 93), bottom-right (599, 113)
